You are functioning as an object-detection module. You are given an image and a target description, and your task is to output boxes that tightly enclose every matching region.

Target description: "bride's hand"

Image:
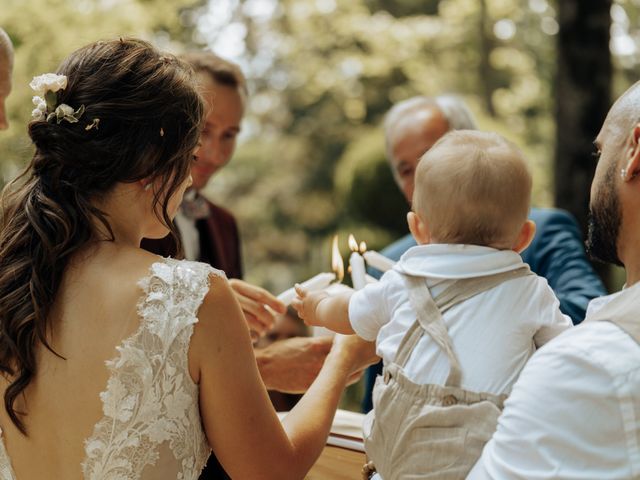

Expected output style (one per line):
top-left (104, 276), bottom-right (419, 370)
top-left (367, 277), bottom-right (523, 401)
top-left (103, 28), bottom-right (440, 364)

top-left (329, 334), bottom-right (379, 377)
top-left (228, 279), bottom-right (286, 336)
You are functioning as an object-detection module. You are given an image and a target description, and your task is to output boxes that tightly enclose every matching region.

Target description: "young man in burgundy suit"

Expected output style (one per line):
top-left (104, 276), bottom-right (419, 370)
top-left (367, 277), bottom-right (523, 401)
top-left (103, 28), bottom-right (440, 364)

top-left (142, 52), bottom-right (335, 479)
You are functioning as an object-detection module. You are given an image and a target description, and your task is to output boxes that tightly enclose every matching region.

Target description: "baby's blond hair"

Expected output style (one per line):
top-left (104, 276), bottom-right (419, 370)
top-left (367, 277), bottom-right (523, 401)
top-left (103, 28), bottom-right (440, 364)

top-left (413, 130), bottom-right (532, 248)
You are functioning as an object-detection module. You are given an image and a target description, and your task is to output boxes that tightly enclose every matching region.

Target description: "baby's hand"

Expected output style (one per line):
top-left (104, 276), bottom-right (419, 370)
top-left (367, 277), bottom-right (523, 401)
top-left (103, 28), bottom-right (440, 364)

top-left (291, 285), bottom-right (329, 327)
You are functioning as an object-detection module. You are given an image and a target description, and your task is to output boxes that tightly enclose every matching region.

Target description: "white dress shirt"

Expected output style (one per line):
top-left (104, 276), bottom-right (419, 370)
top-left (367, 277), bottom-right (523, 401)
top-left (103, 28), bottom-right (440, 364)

top-left (174, 191), bottom-right (200, 261)
top-left (349, 244), bottom-right (572, 395)
top-left (468, 283), bottom-right (640, 479)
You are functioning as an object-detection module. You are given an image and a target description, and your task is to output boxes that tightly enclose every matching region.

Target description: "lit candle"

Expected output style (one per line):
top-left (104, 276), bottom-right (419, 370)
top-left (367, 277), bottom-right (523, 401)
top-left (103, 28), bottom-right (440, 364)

top-left (348, 234), bottom-right (367, 290)
top-left (363, 250), bottom-right (395, 273)
top-left (277, 272), bottom-right (336, 305)
top-left (331, 235), bottom-right (345, 283)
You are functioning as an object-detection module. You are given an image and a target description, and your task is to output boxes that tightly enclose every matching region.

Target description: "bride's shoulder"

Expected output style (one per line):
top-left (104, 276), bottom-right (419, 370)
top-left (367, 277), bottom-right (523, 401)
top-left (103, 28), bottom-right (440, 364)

top-left (158, 257), bottom-right (226, 282)
top-left (138, 257), bottom-right (226, 305)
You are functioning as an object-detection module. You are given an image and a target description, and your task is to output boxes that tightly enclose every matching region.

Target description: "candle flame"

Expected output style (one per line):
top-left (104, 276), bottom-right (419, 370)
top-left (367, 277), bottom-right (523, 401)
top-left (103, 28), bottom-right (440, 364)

top-left (359, 241), bottom-right (367, 254)
top-left (331, 235), bottom-right (345, 282)
top-left (348, 234), bottom-right (358, 252)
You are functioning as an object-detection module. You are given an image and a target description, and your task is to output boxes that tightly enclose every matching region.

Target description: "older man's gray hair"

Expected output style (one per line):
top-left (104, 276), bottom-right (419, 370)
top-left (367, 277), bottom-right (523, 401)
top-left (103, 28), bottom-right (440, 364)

top-left (384, 94), bottom-right (477, 141)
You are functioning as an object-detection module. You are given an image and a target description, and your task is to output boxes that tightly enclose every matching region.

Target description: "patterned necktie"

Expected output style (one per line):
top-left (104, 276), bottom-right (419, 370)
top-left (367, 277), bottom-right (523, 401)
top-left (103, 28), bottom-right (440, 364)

top-left (181, 192), bottom-right (210, 220)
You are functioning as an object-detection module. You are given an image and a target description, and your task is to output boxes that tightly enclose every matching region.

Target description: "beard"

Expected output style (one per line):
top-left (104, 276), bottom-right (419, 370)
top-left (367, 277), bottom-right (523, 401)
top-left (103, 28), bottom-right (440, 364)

top-left (586, 162), bottom-right (623, 266)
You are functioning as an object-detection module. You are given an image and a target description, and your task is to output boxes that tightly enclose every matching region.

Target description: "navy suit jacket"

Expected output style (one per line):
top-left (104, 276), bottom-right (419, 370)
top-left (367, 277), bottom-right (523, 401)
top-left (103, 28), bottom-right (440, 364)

top-left (362, 207), bottom-right (606, 412)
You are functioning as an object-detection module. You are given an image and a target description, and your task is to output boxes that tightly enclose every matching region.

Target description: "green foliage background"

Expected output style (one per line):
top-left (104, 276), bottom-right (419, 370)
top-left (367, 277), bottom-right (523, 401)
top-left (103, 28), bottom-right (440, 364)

top-left (1, 0), bottom-right (639, 295)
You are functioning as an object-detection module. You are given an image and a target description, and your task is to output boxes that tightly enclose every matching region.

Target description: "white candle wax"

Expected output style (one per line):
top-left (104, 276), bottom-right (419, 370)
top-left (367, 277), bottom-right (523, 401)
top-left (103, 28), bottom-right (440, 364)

top-left (365, 274), bottom-right (378, 284)
top-left (363, 251), bottom-right (395, 273)
top-left (277, 272), bottom-right (336, 305)
top-left (349, 251), bottom-right (367, 290)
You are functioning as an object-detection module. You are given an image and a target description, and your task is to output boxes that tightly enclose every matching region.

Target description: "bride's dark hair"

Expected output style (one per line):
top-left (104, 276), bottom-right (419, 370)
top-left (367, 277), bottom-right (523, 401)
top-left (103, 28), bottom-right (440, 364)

top-left (0, 38), bottom-right (204, 433)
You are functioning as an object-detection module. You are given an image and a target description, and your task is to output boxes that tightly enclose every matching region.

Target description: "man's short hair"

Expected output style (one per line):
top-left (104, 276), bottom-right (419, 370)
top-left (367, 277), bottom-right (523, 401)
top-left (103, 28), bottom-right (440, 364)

top-left (180, 51), bottom-right (247, 100)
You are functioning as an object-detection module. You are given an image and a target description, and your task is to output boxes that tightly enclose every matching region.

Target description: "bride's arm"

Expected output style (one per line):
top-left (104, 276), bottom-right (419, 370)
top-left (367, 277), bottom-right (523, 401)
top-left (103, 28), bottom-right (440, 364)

top-left (189, 274), bottom-right (376, 480)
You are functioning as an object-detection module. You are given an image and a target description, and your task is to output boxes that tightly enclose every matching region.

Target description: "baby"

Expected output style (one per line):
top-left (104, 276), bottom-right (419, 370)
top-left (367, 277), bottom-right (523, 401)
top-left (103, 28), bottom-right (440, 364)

top-left (293, 130), bottom-right (572, 480)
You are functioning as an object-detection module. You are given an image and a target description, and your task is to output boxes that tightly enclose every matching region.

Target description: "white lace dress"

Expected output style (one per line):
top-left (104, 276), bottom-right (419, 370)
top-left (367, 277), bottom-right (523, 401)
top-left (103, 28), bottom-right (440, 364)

top-left (0, 258), bottom-right (219, 479)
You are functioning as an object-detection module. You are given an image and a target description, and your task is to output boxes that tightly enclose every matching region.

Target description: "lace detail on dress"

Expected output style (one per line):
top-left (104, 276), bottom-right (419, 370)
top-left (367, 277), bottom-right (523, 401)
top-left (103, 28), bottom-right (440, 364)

top-left (82, 259), bottom-right (223, 480)
top-left (0, 428), bottom-right (16, 480)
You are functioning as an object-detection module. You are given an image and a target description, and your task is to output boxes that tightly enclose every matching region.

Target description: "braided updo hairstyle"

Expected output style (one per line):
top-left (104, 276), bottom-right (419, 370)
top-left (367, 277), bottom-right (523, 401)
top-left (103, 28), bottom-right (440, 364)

top-left (0, 38), bottom-right (205, 434)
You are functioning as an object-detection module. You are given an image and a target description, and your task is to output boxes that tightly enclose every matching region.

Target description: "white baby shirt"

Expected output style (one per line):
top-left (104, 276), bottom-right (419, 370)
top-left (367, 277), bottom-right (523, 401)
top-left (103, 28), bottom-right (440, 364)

top-left (349, 244), bottom-right (572, 395)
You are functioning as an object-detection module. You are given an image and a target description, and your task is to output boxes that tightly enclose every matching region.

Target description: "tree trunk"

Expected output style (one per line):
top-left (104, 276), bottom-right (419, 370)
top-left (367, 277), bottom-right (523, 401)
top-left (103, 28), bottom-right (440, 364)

top-left (554, 0), bottom-right (612, 284)
top-left (478, 0), bottom-right (496, 117)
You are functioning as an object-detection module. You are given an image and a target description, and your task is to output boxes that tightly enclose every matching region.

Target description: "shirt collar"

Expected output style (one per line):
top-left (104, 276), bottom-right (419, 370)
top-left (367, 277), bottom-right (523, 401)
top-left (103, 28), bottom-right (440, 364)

top-left (585, 280), bottom-right (640, 319)
top-left (394, 244), bottom-right (525, 279)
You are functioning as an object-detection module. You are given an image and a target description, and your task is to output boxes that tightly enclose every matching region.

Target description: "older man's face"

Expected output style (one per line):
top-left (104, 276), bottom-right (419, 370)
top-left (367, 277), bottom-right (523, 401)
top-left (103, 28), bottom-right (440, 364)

top-left (387, 107), bottom-right (449, 204)
top-left (0, 53), bottom-right (12, 131)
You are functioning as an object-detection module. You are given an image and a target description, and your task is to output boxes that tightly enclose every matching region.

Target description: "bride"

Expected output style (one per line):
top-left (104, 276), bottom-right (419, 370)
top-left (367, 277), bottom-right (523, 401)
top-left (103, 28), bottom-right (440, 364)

top-left (0, 38), bottom-right (376, 479)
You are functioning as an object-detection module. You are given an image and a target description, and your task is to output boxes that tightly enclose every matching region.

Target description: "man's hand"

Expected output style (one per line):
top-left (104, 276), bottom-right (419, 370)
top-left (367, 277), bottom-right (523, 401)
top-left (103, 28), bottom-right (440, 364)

top-left (255, 336), bottom-right (333, 393)
top-left (229, 279), bottom-right (287, 336)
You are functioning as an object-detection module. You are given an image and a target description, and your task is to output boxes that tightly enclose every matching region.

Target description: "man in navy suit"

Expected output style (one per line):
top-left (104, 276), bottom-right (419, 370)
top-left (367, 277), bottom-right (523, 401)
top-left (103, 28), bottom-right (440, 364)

top-left (362, 95), bottom-right (606, 412)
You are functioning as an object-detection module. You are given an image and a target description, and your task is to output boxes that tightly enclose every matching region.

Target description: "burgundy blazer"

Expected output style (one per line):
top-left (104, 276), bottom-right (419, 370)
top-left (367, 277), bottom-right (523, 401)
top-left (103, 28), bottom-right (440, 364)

top-left (141, 200), bottom-right (243, 280)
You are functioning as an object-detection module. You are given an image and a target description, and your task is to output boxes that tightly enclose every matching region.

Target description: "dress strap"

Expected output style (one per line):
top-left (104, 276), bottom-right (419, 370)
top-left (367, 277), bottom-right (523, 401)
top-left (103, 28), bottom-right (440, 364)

top-left (0, 428), bottom-right (17, 480)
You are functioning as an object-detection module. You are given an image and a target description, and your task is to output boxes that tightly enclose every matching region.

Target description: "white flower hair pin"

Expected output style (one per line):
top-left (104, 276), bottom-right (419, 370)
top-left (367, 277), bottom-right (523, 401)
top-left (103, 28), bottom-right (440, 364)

top-left (29, 73), bottom-right (86, 125)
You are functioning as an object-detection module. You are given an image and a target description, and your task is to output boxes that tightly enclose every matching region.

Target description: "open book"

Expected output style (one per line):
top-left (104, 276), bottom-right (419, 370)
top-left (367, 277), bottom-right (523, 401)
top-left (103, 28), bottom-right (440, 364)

top-left (326, 409), bottom-right (365, 452)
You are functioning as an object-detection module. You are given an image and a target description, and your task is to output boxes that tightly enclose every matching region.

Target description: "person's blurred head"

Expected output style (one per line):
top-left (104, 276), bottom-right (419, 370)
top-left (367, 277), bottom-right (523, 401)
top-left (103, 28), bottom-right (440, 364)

top-left (408, 130), bottom-right (534, 251)
top-left (0, 38), bottom-right (204, 433)
top-left (0, 28), bottom-right (14, 131)
top-left (384, 95), bottom-right (476, 203)
top-left (182, 51), bottom-right (247, 191)
top-left (587, 80), bottom-right (640, 268)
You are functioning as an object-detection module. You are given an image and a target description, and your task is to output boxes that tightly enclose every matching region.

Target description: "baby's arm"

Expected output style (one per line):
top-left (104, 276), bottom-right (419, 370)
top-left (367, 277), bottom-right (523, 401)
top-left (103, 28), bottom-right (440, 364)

top-left (292, 286), bottom-right (355, 334)
top-left (532, 282), bottom-right (573, 347)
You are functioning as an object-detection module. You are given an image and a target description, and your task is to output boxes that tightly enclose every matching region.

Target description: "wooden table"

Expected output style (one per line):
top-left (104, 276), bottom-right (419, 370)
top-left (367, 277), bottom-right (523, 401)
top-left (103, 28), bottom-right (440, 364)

top-left (278, 409), bottom-right (366, 479)
top-left (306, 444), bottom-right (365, 479)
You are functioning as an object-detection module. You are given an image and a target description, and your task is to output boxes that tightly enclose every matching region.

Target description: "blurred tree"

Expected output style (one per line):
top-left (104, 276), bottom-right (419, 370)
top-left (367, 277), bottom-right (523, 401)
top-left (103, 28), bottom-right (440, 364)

top-left (554, 0), bottom-right (612, 285)
top-left (0, 0), bottom-right (203, 180)
top-left (554, 0), bottom-right (612, 231)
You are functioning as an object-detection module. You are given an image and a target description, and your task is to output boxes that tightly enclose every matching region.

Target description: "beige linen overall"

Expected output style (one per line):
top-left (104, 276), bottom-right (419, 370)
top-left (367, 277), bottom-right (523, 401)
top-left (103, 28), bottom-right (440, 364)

top-left (362, 267), bottom-right (531, 480)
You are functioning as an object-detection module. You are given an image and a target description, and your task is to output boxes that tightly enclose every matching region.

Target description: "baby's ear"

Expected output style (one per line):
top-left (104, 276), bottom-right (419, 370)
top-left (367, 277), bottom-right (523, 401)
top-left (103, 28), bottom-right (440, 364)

top-left (407, 211), bottom-right (431, 245)
top-left (513, 220), bottom-right (536, 253)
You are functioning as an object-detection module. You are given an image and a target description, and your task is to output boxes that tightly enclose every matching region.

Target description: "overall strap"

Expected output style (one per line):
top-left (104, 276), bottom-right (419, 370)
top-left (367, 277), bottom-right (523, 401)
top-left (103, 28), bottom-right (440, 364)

top-left (395, 265), bottom-right (532, 387)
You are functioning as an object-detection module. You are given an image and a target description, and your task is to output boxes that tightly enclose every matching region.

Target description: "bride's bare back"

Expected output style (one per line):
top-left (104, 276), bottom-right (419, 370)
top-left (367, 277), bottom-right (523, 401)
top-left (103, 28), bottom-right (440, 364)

top-left (0, 247), bottom-right (206, 478)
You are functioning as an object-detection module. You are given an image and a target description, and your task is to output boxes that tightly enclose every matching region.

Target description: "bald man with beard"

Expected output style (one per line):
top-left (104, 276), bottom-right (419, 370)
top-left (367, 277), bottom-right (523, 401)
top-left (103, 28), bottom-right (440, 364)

top-left (0, 28), bottom-right (13, 131)
top-left (467, 82), bottom-right (640, 479)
